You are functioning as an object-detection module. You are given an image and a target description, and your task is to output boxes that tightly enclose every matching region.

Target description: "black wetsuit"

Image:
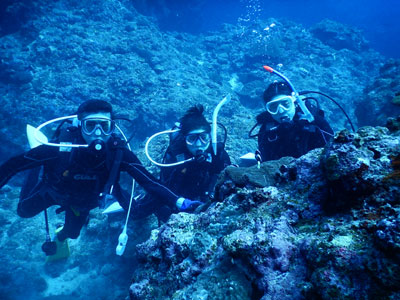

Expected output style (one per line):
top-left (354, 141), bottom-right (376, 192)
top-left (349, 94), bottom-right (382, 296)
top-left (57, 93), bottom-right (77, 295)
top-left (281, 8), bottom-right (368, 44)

top-left (0, 127), bottom-right (179, 240)
top-left (256, 105), bottom-right (334, 162)
top-left (160, 141), bottom-right (231, 200)
top-left (134, 136), bottom-right (231, 222)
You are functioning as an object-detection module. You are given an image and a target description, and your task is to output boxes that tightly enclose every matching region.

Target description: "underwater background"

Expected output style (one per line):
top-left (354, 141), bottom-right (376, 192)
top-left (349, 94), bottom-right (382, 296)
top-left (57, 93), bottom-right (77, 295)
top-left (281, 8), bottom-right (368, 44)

top-left (0, 0), bottom-right (399, 299)
top-left (134, 0), bottom-right (400, 59)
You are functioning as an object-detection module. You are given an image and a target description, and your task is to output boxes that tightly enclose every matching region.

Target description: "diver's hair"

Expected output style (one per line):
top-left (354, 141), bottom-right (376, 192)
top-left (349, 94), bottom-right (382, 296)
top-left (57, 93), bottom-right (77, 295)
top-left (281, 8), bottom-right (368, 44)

top-left (180, 104), bottom-right (211, 135)
top-left (77, 100), bottom-right (113, 120)
top-left (263, 81), bottom-right (293, 103)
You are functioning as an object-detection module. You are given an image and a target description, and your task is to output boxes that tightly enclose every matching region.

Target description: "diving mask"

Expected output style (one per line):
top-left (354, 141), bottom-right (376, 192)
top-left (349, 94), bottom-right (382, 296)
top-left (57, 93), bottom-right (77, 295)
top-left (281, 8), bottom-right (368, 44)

top-left (185, 129), bottom-right (211, 156)
top-left (81, 118), bottom-right (115, 136)
top-left (185, 132), bottom-right (211, 146)
top-left (265, 95), bottom-right (295, 115)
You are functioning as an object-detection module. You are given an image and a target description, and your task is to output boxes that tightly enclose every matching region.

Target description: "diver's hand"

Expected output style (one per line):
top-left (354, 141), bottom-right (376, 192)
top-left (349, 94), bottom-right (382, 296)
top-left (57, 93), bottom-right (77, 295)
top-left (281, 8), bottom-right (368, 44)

top-left (176, 197), bottom-right (202, 212)
top-left (298, 115), bottom-right (312, 123)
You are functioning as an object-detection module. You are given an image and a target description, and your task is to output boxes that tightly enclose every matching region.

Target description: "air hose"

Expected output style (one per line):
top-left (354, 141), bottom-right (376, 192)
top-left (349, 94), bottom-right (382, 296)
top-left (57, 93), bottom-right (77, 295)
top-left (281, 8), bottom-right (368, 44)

top-left (299, 90), bottom-right (355, 132)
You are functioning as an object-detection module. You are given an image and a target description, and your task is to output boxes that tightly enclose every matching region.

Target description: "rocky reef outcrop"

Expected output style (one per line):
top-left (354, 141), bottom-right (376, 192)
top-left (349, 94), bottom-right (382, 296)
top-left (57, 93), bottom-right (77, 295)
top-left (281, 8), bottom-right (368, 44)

top-left (310, 19), bottom-right (369, 52)
top-left (355, 59), bottom-right (400, 126)
top-left (129, 120), bottom-right (400, 300)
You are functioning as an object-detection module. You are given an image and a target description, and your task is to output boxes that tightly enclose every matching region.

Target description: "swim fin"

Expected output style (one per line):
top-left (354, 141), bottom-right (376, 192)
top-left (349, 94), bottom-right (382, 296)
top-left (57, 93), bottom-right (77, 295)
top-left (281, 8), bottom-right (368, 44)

top-left (46, 227), bottom-right (70, 262)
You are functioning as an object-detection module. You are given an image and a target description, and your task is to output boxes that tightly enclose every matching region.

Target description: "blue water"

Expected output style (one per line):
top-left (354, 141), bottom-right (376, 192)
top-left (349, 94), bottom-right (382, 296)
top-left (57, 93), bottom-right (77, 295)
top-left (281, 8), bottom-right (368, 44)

top-left (135, 0), bottom-right (400, 59)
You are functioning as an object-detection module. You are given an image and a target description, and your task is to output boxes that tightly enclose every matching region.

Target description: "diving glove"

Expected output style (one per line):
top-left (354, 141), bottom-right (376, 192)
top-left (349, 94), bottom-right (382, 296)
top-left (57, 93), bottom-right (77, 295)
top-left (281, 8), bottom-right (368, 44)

top-left (176, 197), bottom-right (202, 212)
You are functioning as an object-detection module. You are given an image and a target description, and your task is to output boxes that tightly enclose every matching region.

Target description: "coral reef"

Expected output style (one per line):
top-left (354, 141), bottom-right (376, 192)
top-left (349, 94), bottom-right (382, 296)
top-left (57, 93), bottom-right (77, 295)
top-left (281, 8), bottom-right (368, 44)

top-left (130, 123), bottom-right (400, 300)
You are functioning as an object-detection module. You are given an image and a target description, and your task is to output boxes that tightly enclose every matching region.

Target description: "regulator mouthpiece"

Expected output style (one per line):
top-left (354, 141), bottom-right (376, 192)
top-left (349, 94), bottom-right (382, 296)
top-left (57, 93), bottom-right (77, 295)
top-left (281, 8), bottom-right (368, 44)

top-left (194, 150), bottom-right (207, 162)
top-left (90, 139), bottom-right (105, 152)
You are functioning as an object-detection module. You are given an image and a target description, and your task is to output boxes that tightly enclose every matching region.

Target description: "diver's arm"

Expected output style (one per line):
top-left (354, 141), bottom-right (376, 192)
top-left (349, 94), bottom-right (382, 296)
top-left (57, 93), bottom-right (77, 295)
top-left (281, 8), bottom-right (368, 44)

top-left (0, 145), bottom-right (58, 188)
top-left (159, 151), bottom-right (178, 186)
top-left (121, 150), bottom-right (179, 207)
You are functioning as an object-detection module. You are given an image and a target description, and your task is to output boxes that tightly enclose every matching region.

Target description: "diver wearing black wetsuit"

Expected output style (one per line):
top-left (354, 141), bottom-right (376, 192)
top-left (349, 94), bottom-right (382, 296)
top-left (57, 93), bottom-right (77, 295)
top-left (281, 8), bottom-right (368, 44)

top-left (256, 107), bottom-right (333, 161)
top-left (0, 101), bottom-right (180, 242)
top-left (134, 105), bottom-right (231, 222)
top-left (254, 82), bottom-right (334, 162)
top-left (160, 138), bottom-right (231, 201)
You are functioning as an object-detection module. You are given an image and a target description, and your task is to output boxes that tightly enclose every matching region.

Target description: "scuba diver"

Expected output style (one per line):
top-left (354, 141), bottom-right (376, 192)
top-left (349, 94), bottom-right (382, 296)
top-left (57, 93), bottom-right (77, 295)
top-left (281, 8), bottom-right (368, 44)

top-left (135, 104), bottom-right (231, 222)
top-left (0, 100), bottom-right (197, 259)
top-left (248, 66), bottom-right (337, 163)
top-left (254, 81), bottom-right (334, 161)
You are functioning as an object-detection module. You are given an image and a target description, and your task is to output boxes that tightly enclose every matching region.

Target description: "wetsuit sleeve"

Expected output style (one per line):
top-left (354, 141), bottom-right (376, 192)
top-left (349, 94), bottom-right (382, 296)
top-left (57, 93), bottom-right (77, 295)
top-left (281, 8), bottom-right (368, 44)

top-left (159, 150), bottom-right (178, 187)
top-left (120, 150), bottom-right (179, 207)
top-left (0, 145), bottom-right (58, 188)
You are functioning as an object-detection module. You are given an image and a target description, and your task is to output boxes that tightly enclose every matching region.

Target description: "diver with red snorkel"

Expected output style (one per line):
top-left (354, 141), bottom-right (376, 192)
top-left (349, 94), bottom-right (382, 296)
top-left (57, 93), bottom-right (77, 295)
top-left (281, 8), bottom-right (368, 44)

top-left (246, 65), bottom-right (355, 164)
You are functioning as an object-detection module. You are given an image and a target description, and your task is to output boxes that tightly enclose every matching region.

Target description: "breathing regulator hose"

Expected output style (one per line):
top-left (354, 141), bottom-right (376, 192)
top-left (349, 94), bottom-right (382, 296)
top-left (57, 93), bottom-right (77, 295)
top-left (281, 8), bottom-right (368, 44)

top-left (145, 128), bottom-right (195, 167)
top-left (300, 90), bottom-right (356, 132)
top-left (34, 115), bottom-right (88, 148)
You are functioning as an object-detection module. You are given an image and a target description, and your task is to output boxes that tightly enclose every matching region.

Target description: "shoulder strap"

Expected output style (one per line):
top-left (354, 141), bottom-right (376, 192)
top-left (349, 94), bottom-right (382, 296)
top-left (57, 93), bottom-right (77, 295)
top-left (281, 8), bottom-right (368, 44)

top-left (102, 140), bottom-right (125, 196)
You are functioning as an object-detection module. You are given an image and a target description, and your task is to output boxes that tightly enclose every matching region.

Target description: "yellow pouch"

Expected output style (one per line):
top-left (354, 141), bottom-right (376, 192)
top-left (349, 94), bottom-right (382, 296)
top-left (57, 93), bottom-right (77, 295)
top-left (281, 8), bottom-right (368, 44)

top-left (46, 227), bottom-right (70, 262)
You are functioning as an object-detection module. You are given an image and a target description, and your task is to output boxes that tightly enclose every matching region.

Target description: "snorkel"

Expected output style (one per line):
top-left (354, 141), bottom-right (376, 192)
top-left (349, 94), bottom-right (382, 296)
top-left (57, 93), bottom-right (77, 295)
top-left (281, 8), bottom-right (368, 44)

top-left (212, 94), bottom-right (231, 155)
top-left (33, 114), bottom-right (136, 256)
top-left (263, 66), bottom-right (314, 123)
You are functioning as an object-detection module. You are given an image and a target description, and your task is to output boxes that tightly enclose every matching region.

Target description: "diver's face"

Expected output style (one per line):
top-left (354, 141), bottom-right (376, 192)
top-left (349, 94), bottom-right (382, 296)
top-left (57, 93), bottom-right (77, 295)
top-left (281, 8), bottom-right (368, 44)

top-left (185, 129), bottom-right (211, 156)
top-left (266, 95), bottom-right (296, 123)
top-left (80, 112), bottom-right (114, 145)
